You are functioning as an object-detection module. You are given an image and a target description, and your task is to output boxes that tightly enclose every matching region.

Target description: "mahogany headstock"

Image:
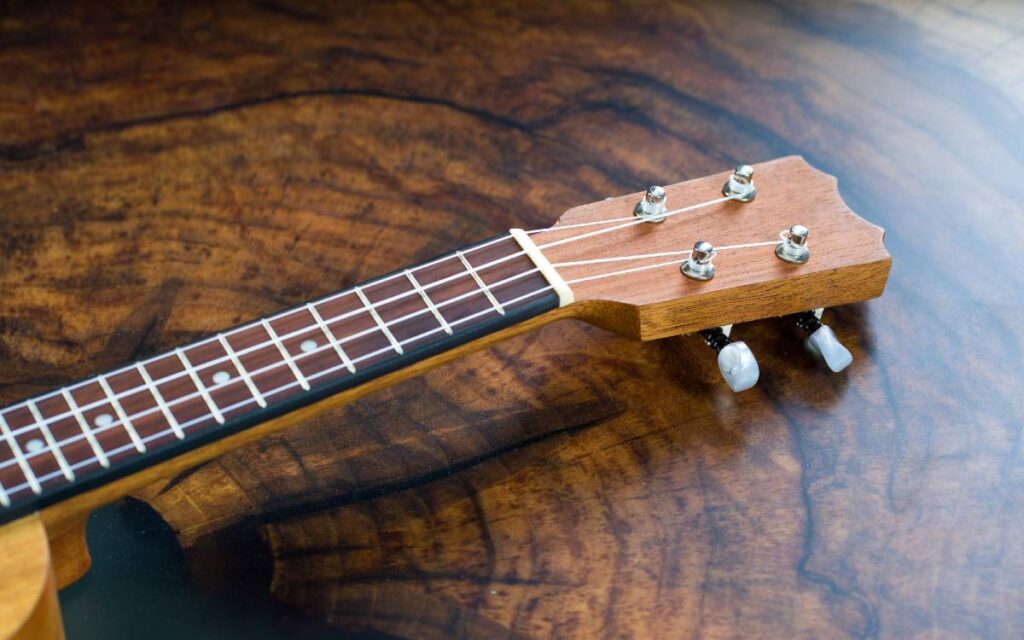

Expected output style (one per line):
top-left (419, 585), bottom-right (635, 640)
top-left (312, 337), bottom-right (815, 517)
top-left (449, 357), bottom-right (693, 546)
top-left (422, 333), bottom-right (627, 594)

top-left (539, 156), bottom-right (890, 340)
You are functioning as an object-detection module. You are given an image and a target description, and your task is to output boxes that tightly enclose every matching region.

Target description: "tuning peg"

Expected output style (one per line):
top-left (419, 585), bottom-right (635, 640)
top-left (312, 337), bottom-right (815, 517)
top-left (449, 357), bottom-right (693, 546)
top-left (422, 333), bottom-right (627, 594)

top-left (681, 240), bottom-right (716, 280)
top-left (701, 326), bottom-right (760, 392)
top-left (776, 224), bottom-right (810, 264)
top-left (795, 309), bottom-right (853, 372)
top-left (634, 185), bottom-right (668, 223)
top-left (722, 164), bottom-right (756, 202)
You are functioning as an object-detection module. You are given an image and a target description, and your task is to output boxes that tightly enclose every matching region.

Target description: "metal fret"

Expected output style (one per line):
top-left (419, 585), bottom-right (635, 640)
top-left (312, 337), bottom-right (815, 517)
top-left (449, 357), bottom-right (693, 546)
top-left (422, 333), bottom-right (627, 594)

top-left (354, 286), bottom-right (404, 354)
top-left (0, 412), bottom-right (41, 495)
top-left (307, 303), bottom-right (356, 374)
top-left (260, 320), bottom-right (311, 391)
top-left (61, 389), bottom-right (111, 467)
top-left (405, 270), bottom-right (453, 335)
top-left (97, 376), bottom-right (147, 452)
top-left (136, 364), bottom-right (185, 440)
top-left (175, 348), bottom-right (226, 424)
top-left (216, 334), bottom-right (267, 408)
top-left (26, 400), bottom-right (74, 481)
top-left (456, 250), bottom-right (505, 315)
top-left (0, 482), bottom-right (9, 508)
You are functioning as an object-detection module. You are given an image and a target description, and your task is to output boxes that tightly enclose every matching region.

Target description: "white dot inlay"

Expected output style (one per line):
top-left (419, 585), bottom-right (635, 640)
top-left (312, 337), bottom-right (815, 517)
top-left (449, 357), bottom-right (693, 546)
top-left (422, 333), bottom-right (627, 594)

top-left (94, 413), bottom-right (114, 428)
top-left (25, 438), bottom-right (44, 453)
top-left (212, 371), bottom-right (231, 385)
top-left (300, 339), bottom-right (318, 353)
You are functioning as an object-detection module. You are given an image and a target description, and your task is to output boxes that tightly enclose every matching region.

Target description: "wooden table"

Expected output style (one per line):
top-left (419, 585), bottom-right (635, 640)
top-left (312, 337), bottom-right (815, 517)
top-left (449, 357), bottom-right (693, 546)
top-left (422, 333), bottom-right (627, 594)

top-left (2, 1), bottom-right (1023, 637)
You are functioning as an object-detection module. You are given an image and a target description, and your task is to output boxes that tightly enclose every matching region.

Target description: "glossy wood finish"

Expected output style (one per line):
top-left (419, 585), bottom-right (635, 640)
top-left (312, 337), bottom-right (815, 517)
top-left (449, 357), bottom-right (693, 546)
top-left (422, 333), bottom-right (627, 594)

top-left (0, 515), bottom-right (62, 640)
top-left (0, 155), bottom-right (887, 636)
top-left (0, 234), bottom-right (556, 523)
top-left (553, 157), bottom-right (889, 339)
top-left (2, 1), bottom-right (1023, 638)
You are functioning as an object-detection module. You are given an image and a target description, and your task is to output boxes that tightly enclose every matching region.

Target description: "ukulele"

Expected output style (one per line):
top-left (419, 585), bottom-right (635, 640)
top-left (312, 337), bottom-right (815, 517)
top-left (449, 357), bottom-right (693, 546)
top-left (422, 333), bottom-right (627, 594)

top-left (0, 156), bottom-right (889, 639)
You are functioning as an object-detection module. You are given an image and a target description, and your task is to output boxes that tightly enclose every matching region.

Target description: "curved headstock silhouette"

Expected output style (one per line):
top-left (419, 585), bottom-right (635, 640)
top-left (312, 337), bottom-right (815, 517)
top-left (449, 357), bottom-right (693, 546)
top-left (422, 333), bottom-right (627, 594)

top-left (0, 156), bottom-right (889, 640)
top-left (542, 156), bottom-right (890, 339)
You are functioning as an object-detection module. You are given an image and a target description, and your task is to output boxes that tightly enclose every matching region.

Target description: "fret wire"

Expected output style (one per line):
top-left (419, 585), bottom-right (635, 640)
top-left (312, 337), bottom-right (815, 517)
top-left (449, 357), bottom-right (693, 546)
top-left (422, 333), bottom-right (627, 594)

top-left (0, 481), bottom-right (9, 508)
top-left (405, 270), bottom-right (453, 335)
top-left (97, 377), bottom-right (147, 452)
top-left (260, 320), bottom-right (311, 391)
top-left (354, 286), bottom-right (404, 354)
top-left (0, 235), bottom-right (513, 418)
top-left (1, 284), bottom-right (555, 500)
top-left (0, 264), bottom-right (545, 485)
top-left (0, 237), bottom-right (525, 432)
top-left (61, 389), bottom-right (111, 468)
top-left (456, 250), bottom-right (505, 315)
top-left (217, 335), bottom-right (267, 408)
top-left (175, 348), bottom-right (226, 424)
top-left (0, 412), bottom-right (41, 494)
top-left (0, 262), bottom-right (548, 481)
top-left (137, 364), bottom-right (185, 440)
top-left (26, 400), bottom-right (75, 481)
top-left (306, 303), bottom-right (356, 374)
top-left (0, 265), bottom-right (543, 473)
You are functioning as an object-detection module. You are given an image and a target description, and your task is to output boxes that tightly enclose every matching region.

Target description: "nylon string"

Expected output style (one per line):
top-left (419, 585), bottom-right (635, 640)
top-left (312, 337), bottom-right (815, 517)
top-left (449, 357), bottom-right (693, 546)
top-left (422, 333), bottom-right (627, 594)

top-left (0, 190), bottom-right (782, 497)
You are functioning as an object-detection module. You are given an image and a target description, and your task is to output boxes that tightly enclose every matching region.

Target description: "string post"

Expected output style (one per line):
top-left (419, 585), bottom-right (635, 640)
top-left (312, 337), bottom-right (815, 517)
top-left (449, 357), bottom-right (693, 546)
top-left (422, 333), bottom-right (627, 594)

top-left (722, 164), bottom-right (756, 202)
top-left (681, 240), bottom-right (716, 281)
top-left (776, 224), bottom-right (810, 264)
top-left (634, 186), bottom-right (668, 223)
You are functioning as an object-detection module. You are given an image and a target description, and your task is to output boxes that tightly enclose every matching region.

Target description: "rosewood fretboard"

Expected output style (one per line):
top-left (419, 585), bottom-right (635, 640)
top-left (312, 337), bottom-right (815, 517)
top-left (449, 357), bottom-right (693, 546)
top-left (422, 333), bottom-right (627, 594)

top-left (0, 234), bottom-right (560, 523)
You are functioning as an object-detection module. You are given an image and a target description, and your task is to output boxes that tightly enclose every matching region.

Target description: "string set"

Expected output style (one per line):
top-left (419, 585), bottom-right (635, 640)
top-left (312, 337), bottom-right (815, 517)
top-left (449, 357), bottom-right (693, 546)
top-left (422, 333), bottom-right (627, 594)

top-left (0, 186), bottom-right (784, 501)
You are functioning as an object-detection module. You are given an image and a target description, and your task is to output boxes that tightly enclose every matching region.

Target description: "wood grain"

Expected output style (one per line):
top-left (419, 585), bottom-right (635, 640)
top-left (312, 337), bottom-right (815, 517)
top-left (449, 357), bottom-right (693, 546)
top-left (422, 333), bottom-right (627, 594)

top-left (2, 1), bottom-right (1023, 638)
top-left (549, 156), bottom-right (890, 339)
top-left (0, 515), bottom-right (62, 640)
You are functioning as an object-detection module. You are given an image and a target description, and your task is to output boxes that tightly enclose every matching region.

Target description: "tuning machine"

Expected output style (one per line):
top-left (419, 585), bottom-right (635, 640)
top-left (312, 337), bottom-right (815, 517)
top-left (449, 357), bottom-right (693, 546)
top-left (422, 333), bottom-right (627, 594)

top-left (681, 241), bottom-right (716, 280)
top-left (776, 224), bottom-right (810, 264)
top-left (634, 186), bottom-right (668, 223)
top-left (795, 309), bottom-right (853, 372)
top-left (722, 164), bottom-right (756, 202)
top-left (701, 325), bottom-right (760, 392)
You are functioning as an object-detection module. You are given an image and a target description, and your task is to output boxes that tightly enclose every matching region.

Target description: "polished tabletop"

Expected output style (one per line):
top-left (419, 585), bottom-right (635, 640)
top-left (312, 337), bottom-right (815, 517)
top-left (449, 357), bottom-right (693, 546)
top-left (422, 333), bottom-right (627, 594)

top-left (2, 1), bottom-right (1022, 637)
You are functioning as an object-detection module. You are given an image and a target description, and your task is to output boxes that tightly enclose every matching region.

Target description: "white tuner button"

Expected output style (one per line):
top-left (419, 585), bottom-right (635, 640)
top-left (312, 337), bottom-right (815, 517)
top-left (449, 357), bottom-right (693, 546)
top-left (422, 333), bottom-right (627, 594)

top-left (796, 310), bottom-right (853, 373)
top-left (805, 325), bottom-right (853, 373)
top-left (701, 327), bottom-right (760, 392)
top-left (718, 342), bottom-right (760, 392)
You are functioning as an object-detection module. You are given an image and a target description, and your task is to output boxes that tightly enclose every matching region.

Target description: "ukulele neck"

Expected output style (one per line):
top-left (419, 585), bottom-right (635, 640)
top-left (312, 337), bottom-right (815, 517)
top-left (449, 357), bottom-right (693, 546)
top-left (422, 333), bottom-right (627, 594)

top-left (0, 232), bottom-right (569, 523)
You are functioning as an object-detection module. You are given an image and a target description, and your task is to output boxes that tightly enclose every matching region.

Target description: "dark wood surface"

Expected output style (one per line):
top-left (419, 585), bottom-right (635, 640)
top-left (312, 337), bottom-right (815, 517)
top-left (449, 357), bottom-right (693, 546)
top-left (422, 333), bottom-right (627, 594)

top-left (2, 1), bottom-right (1023, 637)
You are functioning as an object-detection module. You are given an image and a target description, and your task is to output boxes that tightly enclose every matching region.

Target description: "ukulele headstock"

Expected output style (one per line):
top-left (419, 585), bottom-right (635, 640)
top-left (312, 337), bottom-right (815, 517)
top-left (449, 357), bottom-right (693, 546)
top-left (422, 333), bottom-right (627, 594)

top-left (538, 156), bottom-right (890, 340)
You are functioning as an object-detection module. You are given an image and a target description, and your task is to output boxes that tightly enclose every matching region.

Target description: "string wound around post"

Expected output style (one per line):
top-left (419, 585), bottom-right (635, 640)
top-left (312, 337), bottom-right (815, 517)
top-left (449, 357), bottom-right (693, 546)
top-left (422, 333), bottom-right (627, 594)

top-left (775, 224), bottom-right (810, 264)
top-left (681, 240), bottom-right (717, 280)
top-left (722, 164), bottom-right (756, 202)
top-left (634, 186), bottom-right (668, 223)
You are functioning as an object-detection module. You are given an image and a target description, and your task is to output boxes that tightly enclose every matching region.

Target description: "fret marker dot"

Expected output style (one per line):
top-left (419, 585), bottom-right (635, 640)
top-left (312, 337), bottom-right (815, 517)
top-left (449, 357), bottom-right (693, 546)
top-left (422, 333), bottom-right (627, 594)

top-left (212, 371), bottom-right (231, 385)
top-left (94, 413), bottom-right (113, 428)
top-left (300, 339), bottom-right (318, 353)
top-left (25, 438), bottom-right (44, 453)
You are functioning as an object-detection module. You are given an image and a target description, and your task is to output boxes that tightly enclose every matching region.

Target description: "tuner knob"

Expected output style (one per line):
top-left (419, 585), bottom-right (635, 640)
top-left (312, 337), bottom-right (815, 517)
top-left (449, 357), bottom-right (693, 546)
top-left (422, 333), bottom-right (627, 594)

top-left (701, 326), bottom-right (760, 392)
top-left (795, 309), bottom-right (853, 372)
top-left (634, 185), bottom-right (668, 223)
top-left (722, 164), bottom-right (756, 202)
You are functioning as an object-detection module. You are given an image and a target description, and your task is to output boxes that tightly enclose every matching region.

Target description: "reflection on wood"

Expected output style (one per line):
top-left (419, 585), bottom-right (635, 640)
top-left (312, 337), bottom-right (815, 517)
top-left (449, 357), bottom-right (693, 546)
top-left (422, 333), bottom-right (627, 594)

top-left (2, 1), bottom-right (1023, 637)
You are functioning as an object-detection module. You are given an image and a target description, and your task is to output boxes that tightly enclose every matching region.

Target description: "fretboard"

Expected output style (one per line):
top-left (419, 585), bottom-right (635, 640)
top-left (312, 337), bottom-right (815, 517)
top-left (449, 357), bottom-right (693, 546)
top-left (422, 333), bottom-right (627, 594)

top-left (0, 232), bottom-right (566, 523)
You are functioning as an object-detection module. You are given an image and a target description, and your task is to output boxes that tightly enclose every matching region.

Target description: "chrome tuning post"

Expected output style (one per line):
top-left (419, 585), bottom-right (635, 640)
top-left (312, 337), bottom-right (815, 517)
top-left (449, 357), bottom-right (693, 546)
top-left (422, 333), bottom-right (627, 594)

top-left (680, 241), bottom-right (716, 281)
top-left (701, 326), bottom-right (760, 392)
top-left (795, 309), bottom-right (852, 372)
top-left (722, 164), bottom-right (756, 202)
top-left (776, 224), bottom-right (810, 264)
top-left (634, 185), bottom-right (668, 223)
